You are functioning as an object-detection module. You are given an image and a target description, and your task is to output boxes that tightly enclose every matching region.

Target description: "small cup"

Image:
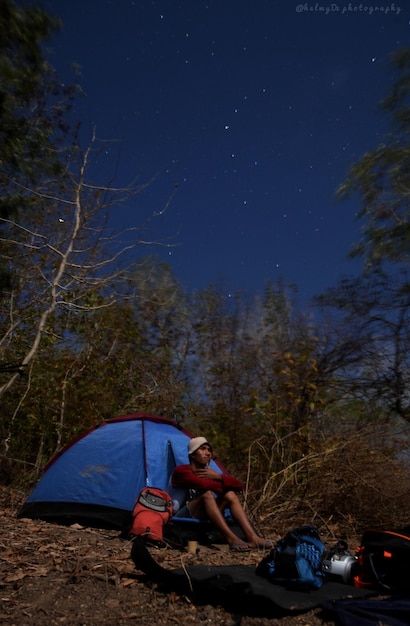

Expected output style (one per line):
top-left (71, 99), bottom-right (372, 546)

top-left (187, 540), bottom-right (198, 554)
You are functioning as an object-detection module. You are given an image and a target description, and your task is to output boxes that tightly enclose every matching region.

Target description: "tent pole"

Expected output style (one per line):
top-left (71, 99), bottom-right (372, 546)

top-left (142, 418), bottom-right (149, 487)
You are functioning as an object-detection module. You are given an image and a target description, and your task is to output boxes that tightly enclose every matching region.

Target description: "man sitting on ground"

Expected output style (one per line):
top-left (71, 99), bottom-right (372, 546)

top-left (171, 436), bottom-right (272, 552)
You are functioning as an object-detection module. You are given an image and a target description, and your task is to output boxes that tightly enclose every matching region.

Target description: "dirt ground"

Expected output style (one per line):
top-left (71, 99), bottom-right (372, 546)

top-left (0, 486), bottom-right (366, 626)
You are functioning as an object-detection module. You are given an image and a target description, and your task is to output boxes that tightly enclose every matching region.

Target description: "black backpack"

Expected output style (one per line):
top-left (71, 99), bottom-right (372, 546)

top-left (354, 526), bottom-right (410, 592)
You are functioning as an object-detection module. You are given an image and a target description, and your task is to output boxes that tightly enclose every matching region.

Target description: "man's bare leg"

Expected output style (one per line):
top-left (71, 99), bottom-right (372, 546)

top-left (189, 490), bottom-right (271, 550)
top-left (222, 491), bottom-right (272, 549)
top-left (188, 491), bottom-right (249, 550)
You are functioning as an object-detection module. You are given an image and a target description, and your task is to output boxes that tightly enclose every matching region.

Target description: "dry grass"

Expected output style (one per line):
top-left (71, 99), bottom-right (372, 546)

top-left (242, 426), bottom-right (410, 538)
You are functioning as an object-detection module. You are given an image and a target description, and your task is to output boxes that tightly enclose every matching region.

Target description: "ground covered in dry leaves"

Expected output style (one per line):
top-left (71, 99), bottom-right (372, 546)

top-left (0, 487), bottom-right (366, 626)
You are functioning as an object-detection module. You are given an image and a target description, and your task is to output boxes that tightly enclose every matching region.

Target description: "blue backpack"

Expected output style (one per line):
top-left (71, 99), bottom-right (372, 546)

top-left (256, 525), bottom-right (326, 589)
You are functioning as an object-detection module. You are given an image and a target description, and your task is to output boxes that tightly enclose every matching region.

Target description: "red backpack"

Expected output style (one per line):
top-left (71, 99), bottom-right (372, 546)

top-left (129, 487), bottom-right (173, 546)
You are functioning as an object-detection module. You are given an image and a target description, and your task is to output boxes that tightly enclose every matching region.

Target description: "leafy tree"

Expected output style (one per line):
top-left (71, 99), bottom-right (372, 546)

top-left (102, 258), bottom-right (192, 418)
top-left (0, 254), bottom-right (193, 478)
top-left (317, 48), bottom-right (410, 425)
top-left (315, 270), bottom-right (410, 423)
top-left (338, 48), bottom-right (410, 269)
top-left (185, 281), bottom-right (326, 476)
top-left (0, 1), bottom-right (184, 476)
top-left (187, 286), bottom-right (264, 458)
top-left (0, 0), bottom-right (78, 297)
top-left (0, 0), bottom-right (79, 213)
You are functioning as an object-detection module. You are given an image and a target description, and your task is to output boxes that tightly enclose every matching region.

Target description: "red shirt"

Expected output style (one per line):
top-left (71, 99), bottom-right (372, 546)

top-left (171, 464), bottom-right (244, 496)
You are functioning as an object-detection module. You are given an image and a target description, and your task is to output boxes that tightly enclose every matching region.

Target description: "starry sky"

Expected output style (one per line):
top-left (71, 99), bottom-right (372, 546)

top-left (43, 0), bottom-right (409, 305)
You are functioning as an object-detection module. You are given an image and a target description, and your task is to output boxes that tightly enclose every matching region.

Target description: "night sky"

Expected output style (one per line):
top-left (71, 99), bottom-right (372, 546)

top-left (44, 0), bottom-right (409, 304)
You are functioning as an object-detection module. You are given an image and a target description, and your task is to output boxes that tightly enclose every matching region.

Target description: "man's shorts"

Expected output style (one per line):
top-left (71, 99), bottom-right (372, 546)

top-left (173, 504), bottom-right (193, 518)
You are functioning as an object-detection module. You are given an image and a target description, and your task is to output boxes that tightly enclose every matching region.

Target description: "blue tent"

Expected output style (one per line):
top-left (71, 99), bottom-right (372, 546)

top-left (18, 413), bottom-right (226, 529)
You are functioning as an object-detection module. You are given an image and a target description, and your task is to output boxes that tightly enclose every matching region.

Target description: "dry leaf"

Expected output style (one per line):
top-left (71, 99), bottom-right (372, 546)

top-left (38, 543), bottom-right (59, 552)
top-left (28, 566), bottom-right (49, 577)
top-left (5, 569), bottom-right (27, 583)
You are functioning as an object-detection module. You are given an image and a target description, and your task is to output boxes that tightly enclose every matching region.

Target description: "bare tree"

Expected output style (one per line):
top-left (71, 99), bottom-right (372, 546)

top-left (0, 133), bottom-right (176, 449)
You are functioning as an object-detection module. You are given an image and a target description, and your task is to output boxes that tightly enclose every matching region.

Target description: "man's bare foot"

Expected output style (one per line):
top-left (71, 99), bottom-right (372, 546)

top-left (229, 541), bottom-right (251, 552)
top-left (247, 538), bottom-right (273, 550)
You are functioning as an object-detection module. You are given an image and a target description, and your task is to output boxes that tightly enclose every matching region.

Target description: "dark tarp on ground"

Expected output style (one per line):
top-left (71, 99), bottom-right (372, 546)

top-left (323, 596), bottom-right (410, 626)
top-left (130, 537), bottom-right (374, 617)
